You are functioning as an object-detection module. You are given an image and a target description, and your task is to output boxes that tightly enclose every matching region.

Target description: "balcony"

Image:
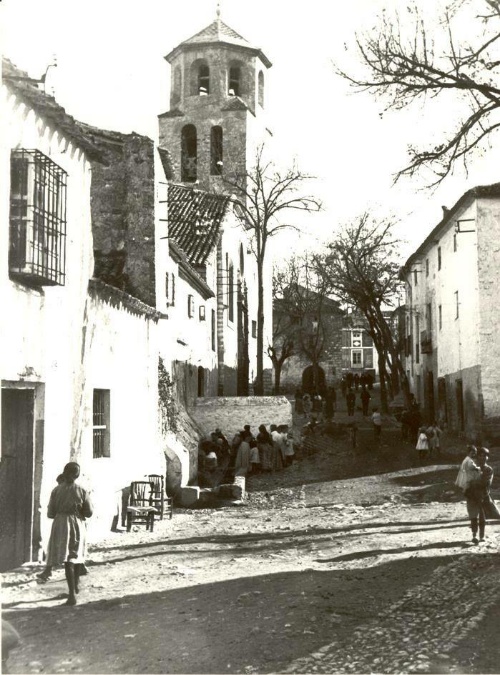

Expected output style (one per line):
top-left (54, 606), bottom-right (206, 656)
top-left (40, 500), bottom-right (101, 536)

top-left (420, 330), bottom-right (433, 354)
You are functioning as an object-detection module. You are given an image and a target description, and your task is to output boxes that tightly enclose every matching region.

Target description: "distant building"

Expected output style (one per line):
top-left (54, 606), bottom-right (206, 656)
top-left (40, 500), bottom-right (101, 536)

top-left (401, 183), bottom-right (500, 442)
top-left (341, 310), bottom-right (379, 381)
top-left (167, 184), bottom-right (259, 398)
top-left (272, 287), bottom-right (344, 394)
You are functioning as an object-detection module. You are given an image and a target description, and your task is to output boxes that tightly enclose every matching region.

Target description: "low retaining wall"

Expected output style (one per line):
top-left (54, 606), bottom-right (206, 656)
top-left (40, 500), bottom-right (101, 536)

top-left (191, 396), bottom-right (293, 438)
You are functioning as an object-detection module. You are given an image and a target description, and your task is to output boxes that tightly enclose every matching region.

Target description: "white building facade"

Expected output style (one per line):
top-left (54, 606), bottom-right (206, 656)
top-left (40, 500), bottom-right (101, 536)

top-left (402, 184), bottom-right (500, 442)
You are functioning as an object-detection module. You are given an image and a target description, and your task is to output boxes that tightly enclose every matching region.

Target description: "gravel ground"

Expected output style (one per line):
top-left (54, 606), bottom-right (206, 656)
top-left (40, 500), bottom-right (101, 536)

top-left (3, 403), bottom-right (500, 674)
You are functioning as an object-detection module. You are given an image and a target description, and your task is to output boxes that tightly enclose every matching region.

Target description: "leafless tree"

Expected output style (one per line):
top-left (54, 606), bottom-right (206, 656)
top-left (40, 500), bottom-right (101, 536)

top-left (224, 147), bottom-right (322, 395)
top-left (314, 214), bottom-right (410, 412)
top-left (337, 0), bottom-right (500, 186)
top-left (270, 256), bottom-right (332, 394)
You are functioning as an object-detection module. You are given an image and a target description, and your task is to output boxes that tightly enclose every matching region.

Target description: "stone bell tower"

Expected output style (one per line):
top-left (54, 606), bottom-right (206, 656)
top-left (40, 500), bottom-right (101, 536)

top-left (158, 10), bottom-right (272, 194)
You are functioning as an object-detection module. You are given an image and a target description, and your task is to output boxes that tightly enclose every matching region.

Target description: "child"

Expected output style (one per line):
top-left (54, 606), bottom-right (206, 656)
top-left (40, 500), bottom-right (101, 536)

top-left (455, 446), bottom-right (481, 492)
top-left (416, 426), bottom-right (429, 461)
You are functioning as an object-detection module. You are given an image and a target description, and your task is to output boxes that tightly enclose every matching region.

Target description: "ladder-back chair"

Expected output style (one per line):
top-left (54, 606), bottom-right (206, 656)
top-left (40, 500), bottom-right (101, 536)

top-left (148, 474), bottom-right (173, 520)
top-left (126, 481), bottom-right (158, 532)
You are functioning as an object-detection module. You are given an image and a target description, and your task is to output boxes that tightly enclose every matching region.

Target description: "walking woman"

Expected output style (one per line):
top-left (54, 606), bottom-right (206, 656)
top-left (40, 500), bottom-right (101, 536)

top-left (45, 462), bottom-right (93, 606)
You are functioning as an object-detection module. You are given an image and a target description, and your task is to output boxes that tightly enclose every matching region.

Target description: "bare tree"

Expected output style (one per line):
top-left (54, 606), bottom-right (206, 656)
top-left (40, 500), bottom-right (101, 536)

top-left (314, 214), bottom-right (411, 413)
top-left (224, 147), bottom-right (322, 395)
top-left (270, 256), bottom-right (337, 394)
top-left (338, 1), bottom-right (500, 186)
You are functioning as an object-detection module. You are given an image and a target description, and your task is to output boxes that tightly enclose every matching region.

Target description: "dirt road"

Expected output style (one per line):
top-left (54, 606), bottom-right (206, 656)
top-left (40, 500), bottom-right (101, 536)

top-left (3, 414), bottom-right (500, 674)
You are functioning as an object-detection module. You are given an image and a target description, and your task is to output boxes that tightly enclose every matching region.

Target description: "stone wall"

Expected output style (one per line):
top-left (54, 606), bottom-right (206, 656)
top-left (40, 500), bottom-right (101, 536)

top-left (191, 396), bottom-right (292, 439)
top-left (82, 126), bottom-right (157, 307)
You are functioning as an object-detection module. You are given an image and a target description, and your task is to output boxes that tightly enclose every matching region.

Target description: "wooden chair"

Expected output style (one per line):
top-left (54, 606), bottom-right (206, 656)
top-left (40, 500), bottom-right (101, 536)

top-left (148, 474), bottom-right (173, 520)
top-left (126, 481), bottom-right (158, 532)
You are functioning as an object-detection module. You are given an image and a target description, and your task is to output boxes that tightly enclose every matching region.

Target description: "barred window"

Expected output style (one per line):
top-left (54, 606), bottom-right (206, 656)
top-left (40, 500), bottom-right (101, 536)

top-left (93, 389), bottom-right (110, 458)
top-left (9, 149), bottom-right (67, 286)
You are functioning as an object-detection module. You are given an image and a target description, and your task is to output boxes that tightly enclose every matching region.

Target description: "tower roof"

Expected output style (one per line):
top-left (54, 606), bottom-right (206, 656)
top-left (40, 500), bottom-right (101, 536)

top-left (183, 19), bottom-right (249, 48)
top-left (165, 19), bottom-right (272, 68)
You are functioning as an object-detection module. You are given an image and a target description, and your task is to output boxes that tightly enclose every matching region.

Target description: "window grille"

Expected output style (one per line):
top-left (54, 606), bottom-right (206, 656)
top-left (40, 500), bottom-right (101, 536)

top-left (188, 294), bottom-right (195, 318)
top-left (93, 389), bottom-right (110, 458)
top-left (9, 149), bottom-right (67, 286)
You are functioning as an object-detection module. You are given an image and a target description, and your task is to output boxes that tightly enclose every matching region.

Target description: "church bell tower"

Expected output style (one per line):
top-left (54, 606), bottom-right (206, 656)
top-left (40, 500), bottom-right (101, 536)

top-left (158, 11), bottom-right (272, 194)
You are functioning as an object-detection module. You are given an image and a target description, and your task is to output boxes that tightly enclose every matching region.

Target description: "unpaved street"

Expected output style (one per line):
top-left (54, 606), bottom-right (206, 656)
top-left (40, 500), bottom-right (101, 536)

top-left (3, 419), bottom-right (500, 674)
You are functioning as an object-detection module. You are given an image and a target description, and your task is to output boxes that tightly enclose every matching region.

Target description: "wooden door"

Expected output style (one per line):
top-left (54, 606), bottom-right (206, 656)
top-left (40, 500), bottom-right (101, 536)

top-left (0, 389), bottom-right (34, 571)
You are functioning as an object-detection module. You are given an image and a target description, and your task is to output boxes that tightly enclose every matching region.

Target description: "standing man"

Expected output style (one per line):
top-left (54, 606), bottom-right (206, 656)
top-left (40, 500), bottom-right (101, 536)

top-left (360, 387), bottom-right (371, 416)
top-left (346, 388), bottom-right (356, 416)
top-left (465, 447), bottom-right (494, 544)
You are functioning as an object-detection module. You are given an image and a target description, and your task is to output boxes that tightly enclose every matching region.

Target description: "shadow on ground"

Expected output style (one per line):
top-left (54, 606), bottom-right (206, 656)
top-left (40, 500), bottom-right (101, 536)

top-left (5, 554), bottom-right (482, 675)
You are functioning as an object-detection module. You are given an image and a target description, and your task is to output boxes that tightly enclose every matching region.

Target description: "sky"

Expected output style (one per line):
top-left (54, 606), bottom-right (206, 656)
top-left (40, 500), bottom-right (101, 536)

top-left (2, 0), bottom-right (500, 260)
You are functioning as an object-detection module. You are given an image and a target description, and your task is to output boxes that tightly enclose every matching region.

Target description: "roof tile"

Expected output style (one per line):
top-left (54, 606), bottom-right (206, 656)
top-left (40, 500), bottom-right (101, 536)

top-left (168, 184), bottom-right (230, 266)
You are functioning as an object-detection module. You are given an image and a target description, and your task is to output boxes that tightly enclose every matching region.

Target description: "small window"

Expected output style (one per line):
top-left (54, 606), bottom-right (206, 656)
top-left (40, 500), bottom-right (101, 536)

top-left (352, 350), bottom-right (362, 366)
top-left (93, 389), bottom-right (110, 458)
top-left (438, 246), bottom-right (442, 270)
top-left (415, 315), bottom-right (420, 364)
top-left (455, 291), bottom-right (459, 319)
top-left (165, 273), bottom-right (169, 300)
top-left (211, 309), bottom-right (216, 351)
top-left (10, 149), bottom-right (67, 286)
top-left (198, 64), bottom-right (210, 95)
top-left (210, 126), bottom-right (223, 176)
top-left (188, 294), bottom-right (195, 318)
top-left (258, 70), bottom-right (264, 108)
top-left (413, 269), bottom-right (418, 286)
top-left (453, 234), bottom-right (457, 252)
top-left (171, 273), bottom-right (176, 307)
top-left (439, 304), bottom-right (442, 330)
top-left (252, 320), bottom-right (257, 338)
top-left (199, 305), bottom-right (206, 321)
top-left (229, 65), bottom-right (241, 96)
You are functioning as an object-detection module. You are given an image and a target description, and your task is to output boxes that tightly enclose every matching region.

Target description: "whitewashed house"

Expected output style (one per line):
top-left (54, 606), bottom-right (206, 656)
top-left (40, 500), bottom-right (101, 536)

top-left (0, 59), bottom-right (166, 570)
top-left (401, 183), bottom-right (500, 443)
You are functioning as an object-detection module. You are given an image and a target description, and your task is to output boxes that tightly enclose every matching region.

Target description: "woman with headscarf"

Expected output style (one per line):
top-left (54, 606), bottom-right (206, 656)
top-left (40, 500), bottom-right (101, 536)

top-left (45, 462), bottom-right (93, 606)
top-left (257, 424), bottom-right (275, 472)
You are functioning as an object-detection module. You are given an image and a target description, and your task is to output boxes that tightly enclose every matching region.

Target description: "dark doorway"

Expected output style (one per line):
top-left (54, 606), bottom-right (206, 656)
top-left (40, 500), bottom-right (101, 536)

top-left (0, 389), bottom-right (35, 571)
top-left (237, 283), bottom-right (249, 395)
top-left (197, 366), bottom-right (205, 398)
top-left (302, 365), bottom-right (326, 394)
top-left (425, 370), bottom-right (435, 423)
top-left (456, 379), bottom-right (465, 432)
top-left (437, 377), bottom-right (447, 426)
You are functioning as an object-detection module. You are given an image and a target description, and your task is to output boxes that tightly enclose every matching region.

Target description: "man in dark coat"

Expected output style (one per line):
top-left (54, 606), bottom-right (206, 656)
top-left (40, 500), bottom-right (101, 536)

top-left (346, 389), bottom-right (356, 416)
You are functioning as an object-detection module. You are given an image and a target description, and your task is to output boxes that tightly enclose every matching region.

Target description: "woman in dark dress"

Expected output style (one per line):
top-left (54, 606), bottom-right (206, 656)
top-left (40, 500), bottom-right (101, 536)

top-left (46, 462), bottom-right (93, 606)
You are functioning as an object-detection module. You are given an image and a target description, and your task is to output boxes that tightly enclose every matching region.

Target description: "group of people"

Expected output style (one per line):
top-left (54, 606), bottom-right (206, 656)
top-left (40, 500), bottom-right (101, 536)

top-left (295, 387), bottom-right (337, 421)
top-left (415, 422), bottom-right (442, 460)
top-left (198, 424), bottom-right (295, 478)
top-left (340, 371), bottom-right (373, 394)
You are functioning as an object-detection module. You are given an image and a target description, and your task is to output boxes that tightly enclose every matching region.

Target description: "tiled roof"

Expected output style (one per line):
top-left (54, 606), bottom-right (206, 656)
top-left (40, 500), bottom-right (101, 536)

top-left (2, 58), bottom-right (104, 163)
top-left (168, 184), bottom-right (230, 266)
top-left (165, 19), bottom-right (272, 68)
top-left (403, 181), bottom-right (500, 270)
top-left (221, 96), bottom-right (248, 111)
top-left (183, 19), bottom-right (249, 48)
